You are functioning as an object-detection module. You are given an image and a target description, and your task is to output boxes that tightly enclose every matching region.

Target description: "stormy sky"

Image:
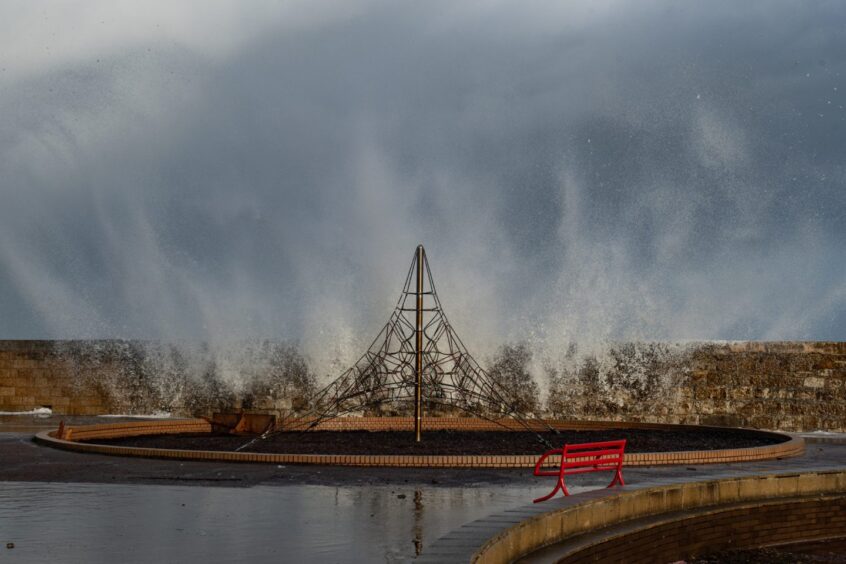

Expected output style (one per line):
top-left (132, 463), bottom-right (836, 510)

top-left (1, 1), bottom-right (844, 366)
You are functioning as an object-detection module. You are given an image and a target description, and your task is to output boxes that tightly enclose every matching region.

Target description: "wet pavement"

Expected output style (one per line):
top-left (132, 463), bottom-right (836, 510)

top-left (0, 480), bottom-right (566, 563)
top-left (0, 419), bottom-right (559, 562)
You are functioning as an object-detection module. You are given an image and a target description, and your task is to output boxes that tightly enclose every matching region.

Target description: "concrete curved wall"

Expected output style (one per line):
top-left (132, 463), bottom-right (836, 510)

top-left (472, 470), bottom-right (846, 563)
top-left (531, 495), bottom-right (846, 563)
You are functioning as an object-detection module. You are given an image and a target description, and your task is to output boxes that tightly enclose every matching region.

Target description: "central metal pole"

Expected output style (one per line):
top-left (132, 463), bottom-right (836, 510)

top-left (414, 244), bottom-right (424, 442)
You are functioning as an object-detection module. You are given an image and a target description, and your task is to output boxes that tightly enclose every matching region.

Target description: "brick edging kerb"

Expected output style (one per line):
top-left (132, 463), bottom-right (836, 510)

top-left (34, 419), bottom-right (804, 468)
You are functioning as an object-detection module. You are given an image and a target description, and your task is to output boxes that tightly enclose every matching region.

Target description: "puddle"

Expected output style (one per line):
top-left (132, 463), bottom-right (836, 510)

top-left (0, 480), bottom-right (573, 563)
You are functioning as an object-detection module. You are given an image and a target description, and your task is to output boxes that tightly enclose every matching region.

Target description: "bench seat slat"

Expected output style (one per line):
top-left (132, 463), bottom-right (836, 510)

top-left (563, 461), bottom-right (623, 471)
top-left (563, 440), bottom-right (626, 451)
top-left (560, 465), bottom-right (620, 475)
top-left (564, 448), bottom-right (624, 458)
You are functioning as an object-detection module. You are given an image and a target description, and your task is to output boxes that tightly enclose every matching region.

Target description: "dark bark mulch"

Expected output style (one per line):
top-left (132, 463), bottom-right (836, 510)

top-left (88, 427), bottom-right (786, 456)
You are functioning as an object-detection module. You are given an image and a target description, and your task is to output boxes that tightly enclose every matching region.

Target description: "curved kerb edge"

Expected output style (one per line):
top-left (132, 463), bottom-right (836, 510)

top-left (34, 418), bottom-right (804, 468)
top-left (467, 469), bottom-right (846, 564)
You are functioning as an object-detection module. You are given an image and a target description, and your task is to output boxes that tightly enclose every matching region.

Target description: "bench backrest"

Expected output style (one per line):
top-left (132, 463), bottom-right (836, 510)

top-left (534, 439), bottom-right (626, 477)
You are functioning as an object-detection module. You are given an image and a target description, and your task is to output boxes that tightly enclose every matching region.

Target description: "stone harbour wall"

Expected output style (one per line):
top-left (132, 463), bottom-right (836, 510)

top-left (0, 340), bottom-right (844, 431)
top-left (686, 342), bottom-right (846, 431)
top-left (0, 341), bottom-right (111, 415)
top-left (547, 341), bottom-right (846, 432)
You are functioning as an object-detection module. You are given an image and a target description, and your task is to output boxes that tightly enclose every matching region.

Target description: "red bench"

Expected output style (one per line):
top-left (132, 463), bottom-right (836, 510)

top-left (532, 439), bottom-right (626, 503)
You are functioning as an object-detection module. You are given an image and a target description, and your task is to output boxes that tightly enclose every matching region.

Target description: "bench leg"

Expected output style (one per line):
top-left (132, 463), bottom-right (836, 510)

top-left (607, 469), bottom-right (625, 488)
top-left (533, 476), bottom-right (570, 503)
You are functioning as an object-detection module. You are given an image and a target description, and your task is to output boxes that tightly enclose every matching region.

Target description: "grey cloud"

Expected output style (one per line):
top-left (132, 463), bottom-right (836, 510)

top-left (0, 1), bottom-right (844, 371)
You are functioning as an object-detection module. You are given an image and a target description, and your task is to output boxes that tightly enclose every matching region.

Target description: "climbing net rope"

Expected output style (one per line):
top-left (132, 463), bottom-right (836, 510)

top-left (238, 247), bottom-right (554, 450)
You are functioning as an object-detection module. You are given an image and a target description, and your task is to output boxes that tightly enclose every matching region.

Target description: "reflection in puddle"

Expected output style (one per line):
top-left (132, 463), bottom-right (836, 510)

top-left (413, 488), bottom-right (424, 556)
top-left (0, 481), bottom-right (574, 563)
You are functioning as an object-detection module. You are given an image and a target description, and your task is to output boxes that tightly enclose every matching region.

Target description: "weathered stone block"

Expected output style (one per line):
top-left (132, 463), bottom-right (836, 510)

top-left (706, 388), bottom-right (727, 401)
top-left (795, 389), bottom-right (816, 400)
top-left (9, 396), bottom-right (35, 407)
top-left (801, 416), bottom-right (819, 429)
top-left (749, 416), bottom-right (774, 429)
top-left (732, 386), bottom-right (753, 400)
top-left (700, 414), bottom-right (743, 427)
top-left (804, 376), bottom-right (826, 388)
top-left (812, 358), bottom-right (837, 370)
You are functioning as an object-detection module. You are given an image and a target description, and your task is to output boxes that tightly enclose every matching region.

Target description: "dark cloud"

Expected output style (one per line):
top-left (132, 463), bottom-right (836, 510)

top-left (0, 1), bottom-right (844, 368)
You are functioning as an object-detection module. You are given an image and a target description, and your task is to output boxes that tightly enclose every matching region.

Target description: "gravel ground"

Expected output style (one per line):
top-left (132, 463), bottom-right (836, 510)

top-left (688, 541), bottom-right (846, 563)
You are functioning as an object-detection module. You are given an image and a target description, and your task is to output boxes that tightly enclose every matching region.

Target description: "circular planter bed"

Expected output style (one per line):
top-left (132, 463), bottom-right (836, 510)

top-left (35, 418), bottom-right (804, 468)
top-left (89, 427), bottom-right (787, 456)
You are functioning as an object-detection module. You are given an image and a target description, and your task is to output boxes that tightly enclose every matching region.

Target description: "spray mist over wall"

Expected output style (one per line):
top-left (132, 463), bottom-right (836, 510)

top-left (0, 1), bottom-right (844, 387)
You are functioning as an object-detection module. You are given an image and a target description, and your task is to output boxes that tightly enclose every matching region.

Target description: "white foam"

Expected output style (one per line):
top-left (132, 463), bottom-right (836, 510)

top-left (0, 407), bottom-right (52, 416)
top-left (799, 430), bottom-right (846, 438)
top-left (97, 412), bottom-right (173, 419)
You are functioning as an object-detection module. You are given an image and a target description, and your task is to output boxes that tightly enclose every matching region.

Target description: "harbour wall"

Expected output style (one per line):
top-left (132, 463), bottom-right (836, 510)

top-left (0, 340), bottom-right (844, 431)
